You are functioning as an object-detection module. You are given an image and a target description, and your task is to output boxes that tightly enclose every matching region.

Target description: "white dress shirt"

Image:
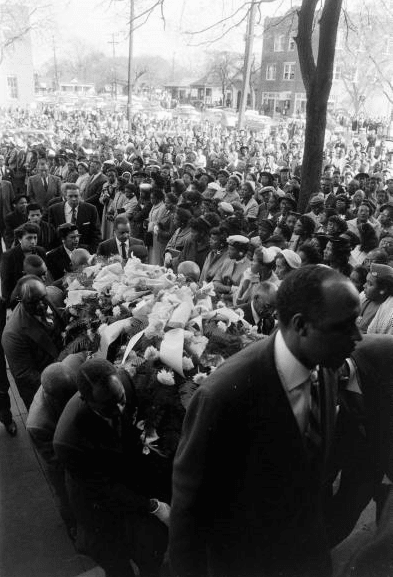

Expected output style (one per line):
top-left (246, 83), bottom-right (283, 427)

top-left (64, 202), bottom-right (78, 224)
top-left (115, 237), bottom-right (129, 257)
top-left (274, 330), bottom-right (315, 435)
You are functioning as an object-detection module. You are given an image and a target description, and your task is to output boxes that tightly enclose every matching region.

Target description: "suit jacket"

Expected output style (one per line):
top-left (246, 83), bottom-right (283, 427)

top-left (0, 166), bottom-right (12, 182)
top-left (353, 335), bottom-right (393, 475)
top-left (27, 174), bottom-right (61, 210)
top-left (0, 180), bottom-right (14, 233)
top-left (169, 334), bottom-right (336, 577)
top-left (4, 210), bottom-right (27, 248)
top-left (2, 303), bottom-right (61, 409)
top-left (97, 236), bottom-right (144, 258)
top-left (236, 302), bottom-right (253, 324)
top-left (46, 245), bottom-right (72, 281)
top-left (84, 173), bottom-right (107, 216)
top-left (326, 335), bottom-right (393, 547)
top-left (53, 371), bottom-right (153, 557)
top-left (47, 201), bottom-right (102, 252)
top-left (1, 244), bottom-right (46, 303)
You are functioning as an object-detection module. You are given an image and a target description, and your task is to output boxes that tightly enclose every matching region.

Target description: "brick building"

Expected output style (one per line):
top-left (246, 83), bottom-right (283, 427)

top-left (258, 9), bottom-right (318, 117)
top-left (258, 7), bottom-right (393, 119)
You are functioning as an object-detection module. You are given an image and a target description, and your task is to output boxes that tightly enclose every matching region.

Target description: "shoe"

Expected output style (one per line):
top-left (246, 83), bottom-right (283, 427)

top-left (4, 420), bottom-right (17, 436)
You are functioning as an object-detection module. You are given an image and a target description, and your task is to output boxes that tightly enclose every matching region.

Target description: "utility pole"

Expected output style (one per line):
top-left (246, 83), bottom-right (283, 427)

top-left (108, 33), bottom-right (119, 100)
top-left (127, 0), bottom-right (134, 133)
top-left (52, 35), bottom-right (59, 93)
top-left (238, 0), bottom-right (257, 129)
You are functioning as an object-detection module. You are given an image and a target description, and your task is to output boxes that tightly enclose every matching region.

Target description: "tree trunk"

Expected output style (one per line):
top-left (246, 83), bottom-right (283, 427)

top-left (296, 0), bottom-right (343, 213)
top-left (298, 85), bottom-right (328, 213)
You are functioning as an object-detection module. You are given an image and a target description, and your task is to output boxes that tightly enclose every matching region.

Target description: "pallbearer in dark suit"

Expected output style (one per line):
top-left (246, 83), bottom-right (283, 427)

top-left (46, 223), bottom-right (80, 281)
top-left (325, 334), bottom-right (393, 547)
top-left (170, 265), bottom-right (362, 577)
top-left (97, 214), bottom-right (144, 260)
top-left (47, 183), bottom-right (101, 253)
top-left (27, 160), bottom-right (61, 212)
top-left (1, 222), bottom-right (46, 305)
top-left (2, 277), bottom-right (62, 409)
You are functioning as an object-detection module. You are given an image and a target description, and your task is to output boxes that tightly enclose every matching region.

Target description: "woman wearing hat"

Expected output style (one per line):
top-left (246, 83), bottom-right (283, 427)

top-left (164, 208), bottom-right (193, 268)
top-left (147, 189), bottom-right (166, 265)
top-left (76, 162), bottom-right (90, 200)
top-left (235, 245), bottom-right (280, 305)
top-left (174, 216), bottom-right (211, 273)
top-left (199, 226), bottom-right (229, 284)
top-left (213, 235), bottom-right (250, 302)
top-left (274, 249), bottom-right (302, 282)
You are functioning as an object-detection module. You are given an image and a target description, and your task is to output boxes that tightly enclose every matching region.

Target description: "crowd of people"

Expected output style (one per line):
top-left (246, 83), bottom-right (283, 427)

top-left (1, 106), bottom-right (393, 577)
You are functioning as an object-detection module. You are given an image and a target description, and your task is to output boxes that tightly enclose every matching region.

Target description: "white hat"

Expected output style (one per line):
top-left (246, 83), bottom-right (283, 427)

top-left (219, 202), bottom-right (234, 214)
top-left (254, 246), bottom-right (279, 264)
top-left (280, 249), bottom-right (302, 269)
top-left (207, 182), bottom-right (221, 191)
top-left (227, 235), bottom-right (250, 246)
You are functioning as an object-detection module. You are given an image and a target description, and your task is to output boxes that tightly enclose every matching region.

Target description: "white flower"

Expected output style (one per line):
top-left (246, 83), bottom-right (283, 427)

top-left (123, 363), bottom-right (137, 378)
top-left (157, 369), bottom-right (175, 386)
top-left (144, 346), bottom-right (160, 362)
top-left (112, 305), bottom-right (121, 317)
top-left (182, 356), bottom-right (194, 371)
top-left (217, 321), bottom-right (227, 332)
top-left (95, 309), bottom-right (106, 322)
top-left (216, 300), bottom-right (226, 308)
top-left (193, 371), bottom-right (208, 385)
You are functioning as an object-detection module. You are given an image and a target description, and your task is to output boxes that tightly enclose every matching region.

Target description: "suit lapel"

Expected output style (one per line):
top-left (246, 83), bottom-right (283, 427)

top-left (258, 336), bottom-right (308, 459)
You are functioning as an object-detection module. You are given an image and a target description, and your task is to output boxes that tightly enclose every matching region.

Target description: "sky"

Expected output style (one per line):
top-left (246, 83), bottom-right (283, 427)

top-left (20, 0), bottom-right (367, 72)
top-left (30, 0), bottom-right (295, 70)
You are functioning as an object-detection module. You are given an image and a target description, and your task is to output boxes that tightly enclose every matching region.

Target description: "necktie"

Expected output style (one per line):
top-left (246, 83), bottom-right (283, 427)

top-left (71, 208), bottom-right (77, 224)
top-left (120, 242), bottom-right (127, 260)
top-left (43, 178), bottom-right (48, 191)
top-left (305, 369), bottom-right (323, 457)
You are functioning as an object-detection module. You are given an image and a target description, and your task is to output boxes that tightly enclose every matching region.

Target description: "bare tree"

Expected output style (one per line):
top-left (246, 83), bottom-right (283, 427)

top-left (296, 0), bottom-right (343, 211)
top-left (0, 2), bottom-right (52, 65)
top-left (207, 51), bottom-right (242, 106)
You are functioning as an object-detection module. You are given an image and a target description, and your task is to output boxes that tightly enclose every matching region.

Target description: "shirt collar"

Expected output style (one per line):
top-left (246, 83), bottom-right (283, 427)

top-left (63, 245), bottom-right (73, 258)
top-left (65, 202), bottom-right (77, 214)
top-left (274, 330), bottom-right (312, 392)
top-left (116, 237), bottom-right (129, 250)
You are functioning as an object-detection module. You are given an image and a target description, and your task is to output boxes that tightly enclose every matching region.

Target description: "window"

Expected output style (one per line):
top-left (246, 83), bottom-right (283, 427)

top-left (336, 30), bottom-right (344, 50)
top-left (384, 36), bottom-right (393, 55)
top-left (283, 63), bottom-right (295, 80)
top-left (274, 34), bottom-right (285, 52)
top-left (266, 64), bottom-right (276, 81)
top-left (333, 64), bottom-right (342, 81)
top-left (288, 37), bottom-right (296, 51)
top-left (7, 76), bottom-right (18, 99)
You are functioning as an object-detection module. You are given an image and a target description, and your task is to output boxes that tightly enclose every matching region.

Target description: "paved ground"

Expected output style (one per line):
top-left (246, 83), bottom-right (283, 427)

top-left (0, 369), bottom-right (376, 577)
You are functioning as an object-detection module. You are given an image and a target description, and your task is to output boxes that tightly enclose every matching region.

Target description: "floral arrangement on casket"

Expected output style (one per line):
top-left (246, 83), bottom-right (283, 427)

top-left (61, 255), bottom-right (263, 463)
